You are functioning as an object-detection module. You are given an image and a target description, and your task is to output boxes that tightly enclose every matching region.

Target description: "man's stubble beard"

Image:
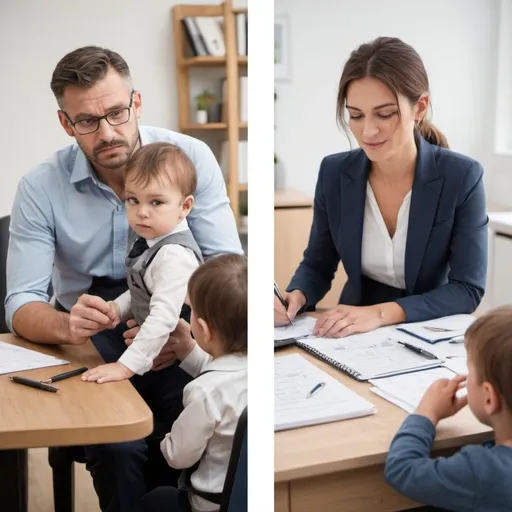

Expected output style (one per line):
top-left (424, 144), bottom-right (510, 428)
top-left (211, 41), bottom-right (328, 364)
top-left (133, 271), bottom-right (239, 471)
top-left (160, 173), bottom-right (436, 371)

top-left (79, 123), bottom-right (140, 171)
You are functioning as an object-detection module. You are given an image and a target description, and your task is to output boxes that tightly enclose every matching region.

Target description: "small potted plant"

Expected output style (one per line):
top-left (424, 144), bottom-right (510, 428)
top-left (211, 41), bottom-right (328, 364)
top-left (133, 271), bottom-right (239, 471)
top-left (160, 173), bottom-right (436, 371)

top-left (195, 89), bottom-right (216, 124)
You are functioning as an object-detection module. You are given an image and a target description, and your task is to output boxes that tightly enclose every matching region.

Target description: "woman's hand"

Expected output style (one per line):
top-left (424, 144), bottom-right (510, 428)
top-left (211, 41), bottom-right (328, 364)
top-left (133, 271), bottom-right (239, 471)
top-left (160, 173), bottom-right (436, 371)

top-left (314, 305), bottom-right (384, 338)
top-left (274, 290), bottom-right (307, 326)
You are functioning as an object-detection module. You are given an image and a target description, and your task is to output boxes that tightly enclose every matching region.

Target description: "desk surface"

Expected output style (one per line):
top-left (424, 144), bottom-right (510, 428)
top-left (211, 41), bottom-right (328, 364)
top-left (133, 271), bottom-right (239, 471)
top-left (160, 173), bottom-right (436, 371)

top-left (0, 334), bottom-right (153, 449)
top-left (274, 189), bottom-right (313, 209)
top-left (275, 345), bottom-right (492, 483)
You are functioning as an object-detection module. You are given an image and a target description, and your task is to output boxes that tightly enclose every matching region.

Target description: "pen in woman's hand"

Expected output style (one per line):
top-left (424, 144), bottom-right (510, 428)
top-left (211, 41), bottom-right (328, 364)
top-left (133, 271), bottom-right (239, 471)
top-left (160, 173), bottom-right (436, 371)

top-left (274, 282), bottom-right (294, 325)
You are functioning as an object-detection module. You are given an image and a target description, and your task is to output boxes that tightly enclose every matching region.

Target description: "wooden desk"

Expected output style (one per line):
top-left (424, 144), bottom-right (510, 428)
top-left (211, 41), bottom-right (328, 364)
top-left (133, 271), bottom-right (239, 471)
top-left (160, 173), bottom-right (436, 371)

top-left (274, 189), bottom-right (347, 309)
top-left (0, 334), bottom-right (153, 511)
top-left (274, 345), bottom-right (493, 512)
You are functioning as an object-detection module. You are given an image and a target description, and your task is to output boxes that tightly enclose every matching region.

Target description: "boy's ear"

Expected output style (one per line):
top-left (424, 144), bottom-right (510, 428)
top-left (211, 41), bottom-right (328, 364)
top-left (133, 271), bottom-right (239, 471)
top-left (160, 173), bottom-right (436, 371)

top-left (198, 317), bottom-right (212, 344)
top-left (483, 381), bottom-right (501, 416)
top-left (181, 195), bottom-right (194, 217)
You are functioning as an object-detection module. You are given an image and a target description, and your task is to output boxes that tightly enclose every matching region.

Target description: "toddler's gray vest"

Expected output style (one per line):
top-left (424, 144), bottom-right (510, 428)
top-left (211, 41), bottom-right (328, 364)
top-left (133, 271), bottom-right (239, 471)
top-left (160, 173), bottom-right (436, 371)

top-left (125, 229), bottom-right (203, 326)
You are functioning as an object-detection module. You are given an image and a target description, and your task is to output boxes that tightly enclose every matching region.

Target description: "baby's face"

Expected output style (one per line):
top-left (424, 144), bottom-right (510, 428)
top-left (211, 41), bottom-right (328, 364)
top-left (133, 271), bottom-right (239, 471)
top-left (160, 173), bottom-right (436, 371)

top-left (124, 174), bottom-right (187, 239)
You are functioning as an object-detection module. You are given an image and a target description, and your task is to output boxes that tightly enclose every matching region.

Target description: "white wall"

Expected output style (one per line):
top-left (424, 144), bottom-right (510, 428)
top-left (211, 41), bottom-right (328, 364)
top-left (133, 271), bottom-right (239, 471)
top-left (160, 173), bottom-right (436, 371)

top-left (274, 0), bottom-right (502, 204)
top-left (0, 0), bottom-right (246, 216)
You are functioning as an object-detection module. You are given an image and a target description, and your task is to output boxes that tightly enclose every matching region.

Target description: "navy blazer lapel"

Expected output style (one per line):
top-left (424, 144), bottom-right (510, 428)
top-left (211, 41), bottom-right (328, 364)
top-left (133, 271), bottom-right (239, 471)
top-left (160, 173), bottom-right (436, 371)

top-left (405, 136), bottom-right (443, 293)
top-left (340, 150), bottom-right (369, 298)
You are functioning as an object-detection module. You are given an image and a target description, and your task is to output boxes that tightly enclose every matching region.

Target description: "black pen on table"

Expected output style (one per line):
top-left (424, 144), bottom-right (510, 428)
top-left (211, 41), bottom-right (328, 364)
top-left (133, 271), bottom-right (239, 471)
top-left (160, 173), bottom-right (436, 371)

top-left (10, 376), bottom-right (58, 393)
top-left (41, 366), bottom-right (88, 383)
top-left (397, 341), bottom-right (438, 360)
top-left (274, 282), bottom-right (294, 326)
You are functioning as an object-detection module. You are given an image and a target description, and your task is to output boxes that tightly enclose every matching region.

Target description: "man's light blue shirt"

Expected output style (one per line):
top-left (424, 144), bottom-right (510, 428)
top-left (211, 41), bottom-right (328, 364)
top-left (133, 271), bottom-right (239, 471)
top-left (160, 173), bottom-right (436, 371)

top-left (6, 126), bottom-right (242, 332)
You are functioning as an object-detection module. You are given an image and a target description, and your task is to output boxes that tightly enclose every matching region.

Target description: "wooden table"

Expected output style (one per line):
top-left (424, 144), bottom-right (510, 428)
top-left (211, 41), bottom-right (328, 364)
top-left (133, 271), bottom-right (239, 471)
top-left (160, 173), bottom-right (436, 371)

top-left (0, 334), bottom-right (153, 511)
top-left (274, 346), bottom-right (493, 512)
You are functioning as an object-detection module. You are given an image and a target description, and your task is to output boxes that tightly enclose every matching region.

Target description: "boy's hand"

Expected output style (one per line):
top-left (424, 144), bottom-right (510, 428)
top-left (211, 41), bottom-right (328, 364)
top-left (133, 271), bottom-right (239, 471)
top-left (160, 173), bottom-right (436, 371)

top-left (415, 375), bottom-right (468, 425)
top-left (81, 362), bottom-right (135, 383)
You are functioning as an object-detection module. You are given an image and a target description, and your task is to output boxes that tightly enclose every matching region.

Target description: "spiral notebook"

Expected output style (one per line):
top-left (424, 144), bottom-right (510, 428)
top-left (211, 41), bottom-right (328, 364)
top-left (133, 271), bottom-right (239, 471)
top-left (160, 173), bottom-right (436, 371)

top-left (296, 327), bottom-right (444, 382)
top-left (275, 353), bottom-right (376, 431)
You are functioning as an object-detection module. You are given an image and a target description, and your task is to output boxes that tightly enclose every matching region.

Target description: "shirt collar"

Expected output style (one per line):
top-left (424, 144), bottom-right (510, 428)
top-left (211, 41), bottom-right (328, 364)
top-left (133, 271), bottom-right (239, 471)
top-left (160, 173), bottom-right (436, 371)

top-left (70, 146), bottom-right (98, 184)
top-left (146, 218), bottom-right (189, 247)
top-left (204, 353), bottom-right (247, 372)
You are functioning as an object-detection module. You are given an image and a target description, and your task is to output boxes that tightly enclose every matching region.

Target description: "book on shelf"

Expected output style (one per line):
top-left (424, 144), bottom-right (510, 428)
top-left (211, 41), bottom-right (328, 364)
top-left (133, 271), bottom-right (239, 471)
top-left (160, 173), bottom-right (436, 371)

top-left (239, 76), bottom-right (248, 123)
top-left (182, 17), bottom-right (208, 57)
top-left (194, 16), bottom-right (226, 56)
top-left (220, 140), bottom-right (247, 185)
top-left (236, 12), bottom-right (247, 56)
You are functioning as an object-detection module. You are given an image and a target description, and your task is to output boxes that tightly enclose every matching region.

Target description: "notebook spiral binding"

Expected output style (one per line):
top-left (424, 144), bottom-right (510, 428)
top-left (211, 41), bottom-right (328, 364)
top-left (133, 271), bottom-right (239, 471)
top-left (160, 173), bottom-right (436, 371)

top-left (296, 341), bottom-right (362, 380)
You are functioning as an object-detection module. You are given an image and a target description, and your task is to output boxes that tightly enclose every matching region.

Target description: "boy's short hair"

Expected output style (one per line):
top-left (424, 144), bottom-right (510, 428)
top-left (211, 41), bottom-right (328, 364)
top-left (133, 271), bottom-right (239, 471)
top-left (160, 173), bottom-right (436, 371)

top-left (188, 254), bottom-right (247, 354)
top-left (465, 305), bottom-right (512, 411)
top-left (125, 142), bottom-right (197, 197)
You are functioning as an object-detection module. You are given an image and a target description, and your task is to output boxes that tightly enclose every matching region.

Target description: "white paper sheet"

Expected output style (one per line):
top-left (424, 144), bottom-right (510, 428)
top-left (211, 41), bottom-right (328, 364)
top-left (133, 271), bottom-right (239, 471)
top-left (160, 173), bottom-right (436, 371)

top-left (274, 315), bottom-right (317, 341)
top-left (0, 341), bottom-right (69, 375)
top-left (369, 367), bottom-right (459, 413)
top-left (298, 328), bottom-right (444, 380)
top-left (274, 353), bottom-right (375, 431)
top-left (396, 314), bottom-right (475, 343)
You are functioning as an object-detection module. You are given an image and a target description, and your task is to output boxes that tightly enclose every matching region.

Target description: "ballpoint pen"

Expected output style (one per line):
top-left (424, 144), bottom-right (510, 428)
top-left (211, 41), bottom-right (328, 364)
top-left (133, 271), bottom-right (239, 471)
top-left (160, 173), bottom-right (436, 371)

top-left (10, 376), bottom-right (58, 393)
top-left (449, 335), bottom-right (465, 344)
top-left (306, 382), bottom-right (325, 398)
top-left (397, 341), bottom-right (438, 360)
top-left (41, 367), bottom-right (88, 383)
top-left (274, 282), bottom-right (294, 326)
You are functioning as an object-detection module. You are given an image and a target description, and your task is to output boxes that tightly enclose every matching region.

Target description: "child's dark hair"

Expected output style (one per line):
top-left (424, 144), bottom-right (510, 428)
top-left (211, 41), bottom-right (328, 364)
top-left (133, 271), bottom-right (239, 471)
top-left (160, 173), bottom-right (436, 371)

top-left (188, 254), bottom-right (247, 354)
top-left (465, 306), bottom-right (512, 411)
top-left (125, 142), bottom-right (197, 197)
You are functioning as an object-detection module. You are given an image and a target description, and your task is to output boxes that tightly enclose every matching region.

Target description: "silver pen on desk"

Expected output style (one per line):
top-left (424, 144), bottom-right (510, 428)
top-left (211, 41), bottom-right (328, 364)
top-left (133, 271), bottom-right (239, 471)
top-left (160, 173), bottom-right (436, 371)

top-left (306, 382), bottom-right (325, 398)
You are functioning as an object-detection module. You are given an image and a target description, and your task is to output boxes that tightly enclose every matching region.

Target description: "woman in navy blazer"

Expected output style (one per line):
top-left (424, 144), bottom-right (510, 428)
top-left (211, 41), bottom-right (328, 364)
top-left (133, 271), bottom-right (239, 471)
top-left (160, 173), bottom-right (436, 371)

top-left (275, 37), bottom-right (488, 338)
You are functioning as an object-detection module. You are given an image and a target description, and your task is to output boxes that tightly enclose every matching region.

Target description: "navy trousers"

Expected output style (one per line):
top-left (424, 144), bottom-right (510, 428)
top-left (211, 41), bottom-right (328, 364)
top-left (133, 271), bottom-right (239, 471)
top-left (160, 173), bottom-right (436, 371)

top-left (134, 486), bottom-right (191, 512)
top-left (59, 277), bottom-right (192, 512)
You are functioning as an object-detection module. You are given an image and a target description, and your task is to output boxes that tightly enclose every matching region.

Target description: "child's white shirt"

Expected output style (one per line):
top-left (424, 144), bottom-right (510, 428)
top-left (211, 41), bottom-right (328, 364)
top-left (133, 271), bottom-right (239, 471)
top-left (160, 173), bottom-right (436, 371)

top-left (161, 344), bottom-right (248, 512)
top-left (115, 219), bottom-right (199, 375)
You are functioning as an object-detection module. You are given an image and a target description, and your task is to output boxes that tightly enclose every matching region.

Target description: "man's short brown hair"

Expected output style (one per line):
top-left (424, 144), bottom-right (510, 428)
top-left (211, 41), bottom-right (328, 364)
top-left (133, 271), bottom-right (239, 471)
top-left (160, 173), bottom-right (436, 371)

top-left (465, 305), bottom-right (512, 411)
top-left (51, 46), bottom-right (132, 107)
top-left (125, 142), bottom-right (197, 197)
top-left (188, 254), bottom-right (247, 354)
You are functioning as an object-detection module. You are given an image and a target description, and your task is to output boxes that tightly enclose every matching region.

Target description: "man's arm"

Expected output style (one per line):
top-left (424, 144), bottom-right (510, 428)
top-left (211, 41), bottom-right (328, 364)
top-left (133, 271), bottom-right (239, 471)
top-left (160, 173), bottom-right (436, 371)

top-left (6, 177), bottom-right (71, 343)
top-left (186, 138), bottom-right (243, 256)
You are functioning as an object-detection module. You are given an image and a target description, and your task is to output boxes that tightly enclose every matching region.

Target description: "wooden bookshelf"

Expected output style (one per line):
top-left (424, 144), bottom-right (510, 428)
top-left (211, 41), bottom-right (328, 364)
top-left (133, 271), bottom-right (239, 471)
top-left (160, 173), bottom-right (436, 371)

top-left (172, 1), bottom-right (248, 227)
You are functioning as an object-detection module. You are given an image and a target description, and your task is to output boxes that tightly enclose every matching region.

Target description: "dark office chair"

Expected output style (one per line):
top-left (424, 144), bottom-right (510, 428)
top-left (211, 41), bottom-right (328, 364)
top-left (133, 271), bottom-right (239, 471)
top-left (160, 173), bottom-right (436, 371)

top-left (0, 214), bottom-right (11, 333)
top-left (221, 406), bottom-right (248, 512)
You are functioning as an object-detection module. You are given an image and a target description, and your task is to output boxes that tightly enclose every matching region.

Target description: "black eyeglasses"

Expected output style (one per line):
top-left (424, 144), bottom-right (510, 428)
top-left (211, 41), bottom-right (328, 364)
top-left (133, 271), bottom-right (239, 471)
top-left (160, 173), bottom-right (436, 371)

top-left (62, 90), bottom-right (135, 135)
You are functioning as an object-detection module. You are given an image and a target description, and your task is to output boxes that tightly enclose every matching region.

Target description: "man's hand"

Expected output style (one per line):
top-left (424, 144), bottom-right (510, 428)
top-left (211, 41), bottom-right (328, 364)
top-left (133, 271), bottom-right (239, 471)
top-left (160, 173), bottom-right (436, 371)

top-left (69, 294), bottom-right (120, 344)
top-left (166, 319), bottom-right (196, 362)
top-left (81, 362), bottom-right (135, 383)
top-left (415, 375), bottom-right (468, 426)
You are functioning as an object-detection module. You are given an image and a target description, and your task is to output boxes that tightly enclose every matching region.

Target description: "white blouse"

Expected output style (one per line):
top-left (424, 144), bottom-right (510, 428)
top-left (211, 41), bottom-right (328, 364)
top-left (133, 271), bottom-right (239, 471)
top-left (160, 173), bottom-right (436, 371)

top-left (361, 183), bottom-right (411, 290)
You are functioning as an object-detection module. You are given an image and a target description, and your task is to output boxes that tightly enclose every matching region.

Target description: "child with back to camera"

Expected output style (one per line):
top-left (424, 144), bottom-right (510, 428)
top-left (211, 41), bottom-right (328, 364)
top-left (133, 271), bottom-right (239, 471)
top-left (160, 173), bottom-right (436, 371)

top-left (385, 305), bottom-right (512, 511)
top-left (82, 141), bottom-right (202, 383)
top-left (135, 253), bottom-right (248, 512)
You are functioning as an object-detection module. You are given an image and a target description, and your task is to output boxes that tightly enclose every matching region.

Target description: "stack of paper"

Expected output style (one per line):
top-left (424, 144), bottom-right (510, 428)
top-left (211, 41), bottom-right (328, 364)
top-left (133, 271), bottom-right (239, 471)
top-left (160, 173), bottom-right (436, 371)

top-left (274, 315), bottom-right (317, 341)
top-left (275, 353), bottom-right (376, 431)
top-left (0, 341), bottom-right (69, 375)
top-left (396, 314), bottom-right (475, 343)
top-left (369, 367), bottom-right (463, 413)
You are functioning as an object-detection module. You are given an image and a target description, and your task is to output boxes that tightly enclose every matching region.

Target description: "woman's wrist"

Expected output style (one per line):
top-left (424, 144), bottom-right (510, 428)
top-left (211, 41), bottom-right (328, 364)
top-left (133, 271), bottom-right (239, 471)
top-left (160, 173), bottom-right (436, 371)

top-left (374, 302), bottom-right (406, 327)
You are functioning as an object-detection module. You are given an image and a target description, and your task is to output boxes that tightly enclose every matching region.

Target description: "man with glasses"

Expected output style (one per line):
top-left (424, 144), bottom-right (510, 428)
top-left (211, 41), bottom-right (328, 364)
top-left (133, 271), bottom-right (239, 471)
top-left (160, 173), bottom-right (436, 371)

top-left (5, 46), bottom-right (242, 512)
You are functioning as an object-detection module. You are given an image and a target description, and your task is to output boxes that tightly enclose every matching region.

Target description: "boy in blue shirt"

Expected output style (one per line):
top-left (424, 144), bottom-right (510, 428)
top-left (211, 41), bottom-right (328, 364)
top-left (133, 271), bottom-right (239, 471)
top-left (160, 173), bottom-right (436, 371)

top-left (385, 306), bottom-right (512, 511)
